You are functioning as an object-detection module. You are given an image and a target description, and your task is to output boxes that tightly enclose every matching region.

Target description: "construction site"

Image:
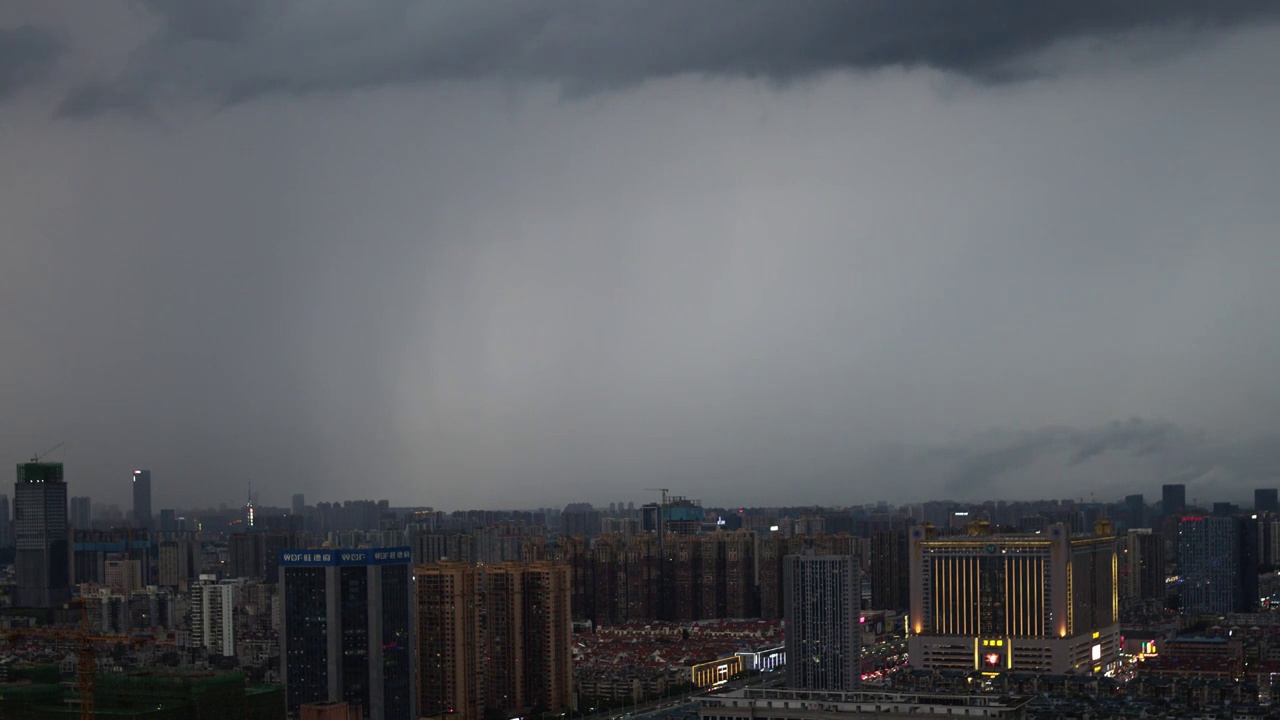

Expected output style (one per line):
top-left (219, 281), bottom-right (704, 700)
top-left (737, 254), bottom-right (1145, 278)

top-left (0, 667), bottom-right (283, 720)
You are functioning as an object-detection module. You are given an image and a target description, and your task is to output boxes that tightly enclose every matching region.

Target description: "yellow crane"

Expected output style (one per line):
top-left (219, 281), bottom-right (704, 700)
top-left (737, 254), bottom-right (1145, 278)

top-left (3, 599), bottom-right (161, 720)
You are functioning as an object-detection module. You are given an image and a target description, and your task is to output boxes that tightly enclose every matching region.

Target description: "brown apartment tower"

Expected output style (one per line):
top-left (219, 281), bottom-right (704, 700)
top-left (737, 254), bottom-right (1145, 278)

top-left (415, 562), bottom-right (482, 720)
top-left (486, 561), bottom-right (574, 715)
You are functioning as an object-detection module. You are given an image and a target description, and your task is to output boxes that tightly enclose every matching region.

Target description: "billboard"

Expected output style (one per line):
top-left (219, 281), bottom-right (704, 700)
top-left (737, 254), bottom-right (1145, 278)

top-left (736, 646), bottom-right (785, 672)
top-left (691, 655), bottom-right (744, 687)
top-left (279, 546), bottom-right (412, 567)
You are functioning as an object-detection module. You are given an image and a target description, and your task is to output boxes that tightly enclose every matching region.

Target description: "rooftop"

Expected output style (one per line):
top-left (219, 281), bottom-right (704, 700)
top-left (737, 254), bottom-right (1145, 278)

top-left (705, 688), bottom-right (1033, 713)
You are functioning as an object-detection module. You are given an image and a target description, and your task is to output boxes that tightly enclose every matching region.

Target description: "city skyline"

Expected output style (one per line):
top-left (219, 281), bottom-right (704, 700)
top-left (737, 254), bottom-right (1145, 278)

top-left (3, 3), bottom-right (1280, 509)
top-left (25, 467), bottom-right (1280, 517)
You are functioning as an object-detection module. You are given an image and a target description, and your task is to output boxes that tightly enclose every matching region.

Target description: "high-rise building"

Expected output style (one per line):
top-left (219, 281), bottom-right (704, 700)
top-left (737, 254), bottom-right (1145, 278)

top-left (485, 562), bottom-right (574, 715)
top-left (158, 508), bottom-right (177, 532)
top-left (14, 461), bottom-right (71, 608)
top-left (1256, 489), bottom-right (1279, 514)
top-left (229, 532), bottom-right (259, 579)
top-left (1178, 515), bottom-right (1256, 615)
top-left (759, 534), bottom-right (859, 621)
top-left (784, 554), bottom-right (860, 691)
top-left (908, 521), bottom-right (1119, 674)
top-left (1162, 484), bottom-right (1186, 517)
top-left (1124, 494), bottom-right (1146, 529)
top-left (69, 495), bottom-right (92, 529)
top-left (281, 547), bottom-right (415, 720)
top-left (869, 529), bottom-right (910, 611)
top-left (415, 562), bottom-right (482, 720)
top-left (1118, 529), bottom-right (1165, 609)
top-left (105, 557), bottom-right (143, 595)
top-left (191, 575), bottom-right (241, 657)
top-left (132, 470), bottom-right (152, 530)
top-left (73, 528), bottom-right (152, 587)
top-left (292, 493), bottom-right (306, 515)
top-left (159, 538), bottom-right (195, 591)
top-left (1256, 514), bottom-right (1280, 570)
top-left (0, 494), bottom-right (10, 547)
top-left (561, 506), bottom-right (602, 539)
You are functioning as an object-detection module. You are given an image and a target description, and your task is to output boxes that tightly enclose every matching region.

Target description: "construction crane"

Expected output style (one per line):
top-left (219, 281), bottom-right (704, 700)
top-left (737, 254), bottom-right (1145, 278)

top-left (29, 441), bottom-right (65, 463)
top-left (644, 488), bottom-right (669, 507)
top-left (2, 599), bottom-right (161, 720)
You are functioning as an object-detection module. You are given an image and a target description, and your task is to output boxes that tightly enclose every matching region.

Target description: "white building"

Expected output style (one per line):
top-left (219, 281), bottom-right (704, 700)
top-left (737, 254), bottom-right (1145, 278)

top-left (191, 575), bottom-right (243, 657)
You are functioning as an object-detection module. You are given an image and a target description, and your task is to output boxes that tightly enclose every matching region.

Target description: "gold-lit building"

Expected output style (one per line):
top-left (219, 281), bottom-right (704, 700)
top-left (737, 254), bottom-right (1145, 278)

top-left (907, 521), bottom-right (1119, 674)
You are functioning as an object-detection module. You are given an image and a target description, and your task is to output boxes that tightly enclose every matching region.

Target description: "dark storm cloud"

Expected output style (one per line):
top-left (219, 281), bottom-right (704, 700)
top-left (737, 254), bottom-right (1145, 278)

top-left (0, 25), bottom-right (63, 101)
top-left (936, 417), bottom-right (1264, 497)
top-left (56, 0), bottom-right (1280, 117)
top-left (941, 419), bottom-right (1197, 495)
top-left (5, 14), bottom-right (1279, 508)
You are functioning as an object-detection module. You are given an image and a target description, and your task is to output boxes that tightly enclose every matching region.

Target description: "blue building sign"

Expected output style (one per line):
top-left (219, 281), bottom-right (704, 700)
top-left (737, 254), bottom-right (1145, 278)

top-left (279, 546), bottom-right (412, 567)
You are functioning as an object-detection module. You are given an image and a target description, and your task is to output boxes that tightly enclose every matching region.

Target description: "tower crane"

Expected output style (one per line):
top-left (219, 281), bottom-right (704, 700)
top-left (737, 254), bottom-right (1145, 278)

top-left (29, 441), bottom-right (66, 463)
top-left (2, 599), bottom-right (164, 720)
top-left (644, 488), bottom-right (669, 507)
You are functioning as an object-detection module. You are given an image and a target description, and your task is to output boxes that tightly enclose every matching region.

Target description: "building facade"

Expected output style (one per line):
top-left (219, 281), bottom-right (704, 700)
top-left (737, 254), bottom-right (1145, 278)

top-left (69, 496), bottom-right (91, 529)
top-left (908, 521), bottom-right (1120, 674)
top-left (1119, 528), bottom-right (1165, 609)
top-left (1178, 515), bottom-right (1256, 615)
top-left (415, 561), bottom-right (482, 720)
top-left (132, 469), bottom-right (152, 530)
top-left (496, 562), bottom-right (573, 713)
top-left (191, 574), bottom-right (240, 657)
top-left (869, 529), bottom-right (910, 611)
top-left (784, 554), bottom-right (860, 691)
top-left (281, 547), bottom-right (415, 720)
top-left (14, 462), bottom-right (71, 608)
top-left (1257, 489), bottom-right (1279, 514)
top-left (1162, 484), bottom-right (1187, 517)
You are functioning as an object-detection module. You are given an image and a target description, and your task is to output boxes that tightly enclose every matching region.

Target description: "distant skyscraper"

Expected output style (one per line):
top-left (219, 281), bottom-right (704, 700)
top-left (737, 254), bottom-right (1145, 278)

top-left (158, 508), bottom-right (177, 532)
top-left (1213, 502), bottom-right (1240, 517)
top-left (869, 529), bottom-right (910, 611)
top-left (1178, 515), bottom-right (1256, 615)
top-left (14, 462), bottom-right (71, 608)
top-left (1162, 484), bottom-right (1186, 517)
top-left (784, 554), bottom-right (860, 691)
top-left (0, 493), bottom-right (10, 547)
top-left (281, 547), bottom-right (415, 720)
top-left (292, 493), bottom-right (305, 515)
top-left (69, 496), bottom-right (92, 529)
top-left (1256, 489), bottom-right (1279, 514)
top-left (132, 470), bottom-right (152, 530)
top-left (1124, 494), bottom-right (1146, 529)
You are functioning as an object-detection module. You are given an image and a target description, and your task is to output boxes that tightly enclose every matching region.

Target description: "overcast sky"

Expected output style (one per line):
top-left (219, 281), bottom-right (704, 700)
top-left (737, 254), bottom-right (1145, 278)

top-left (2, 2), bottom-right (1279, 511)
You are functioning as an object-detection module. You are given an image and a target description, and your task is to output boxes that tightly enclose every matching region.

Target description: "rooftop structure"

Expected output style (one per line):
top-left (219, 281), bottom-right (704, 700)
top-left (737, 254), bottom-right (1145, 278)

top-left (700, 688), bottom-right (1033, 720)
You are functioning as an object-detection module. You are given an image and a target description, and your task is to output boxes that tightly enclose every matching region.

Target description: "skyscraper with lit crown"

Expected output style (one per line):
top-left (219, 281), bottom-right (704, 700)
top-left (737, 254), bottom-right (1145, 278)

top-left (132, 469), bottom-right (152, 530)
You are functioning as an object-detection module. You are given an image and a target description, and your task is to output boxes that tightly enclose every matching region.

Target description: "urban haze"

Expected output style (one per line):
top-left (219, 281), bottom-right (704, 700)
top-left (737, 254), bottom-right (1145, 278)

top-left (2, 1), bottom-right (1280, 510)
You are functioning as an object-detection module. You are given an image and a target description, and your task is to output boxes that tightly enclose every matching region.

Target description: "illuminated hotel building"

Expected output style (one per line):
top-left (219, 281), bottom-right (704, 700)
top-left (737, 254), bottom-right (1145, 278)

top-left (908, 520), bottom-right (1119, 674)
